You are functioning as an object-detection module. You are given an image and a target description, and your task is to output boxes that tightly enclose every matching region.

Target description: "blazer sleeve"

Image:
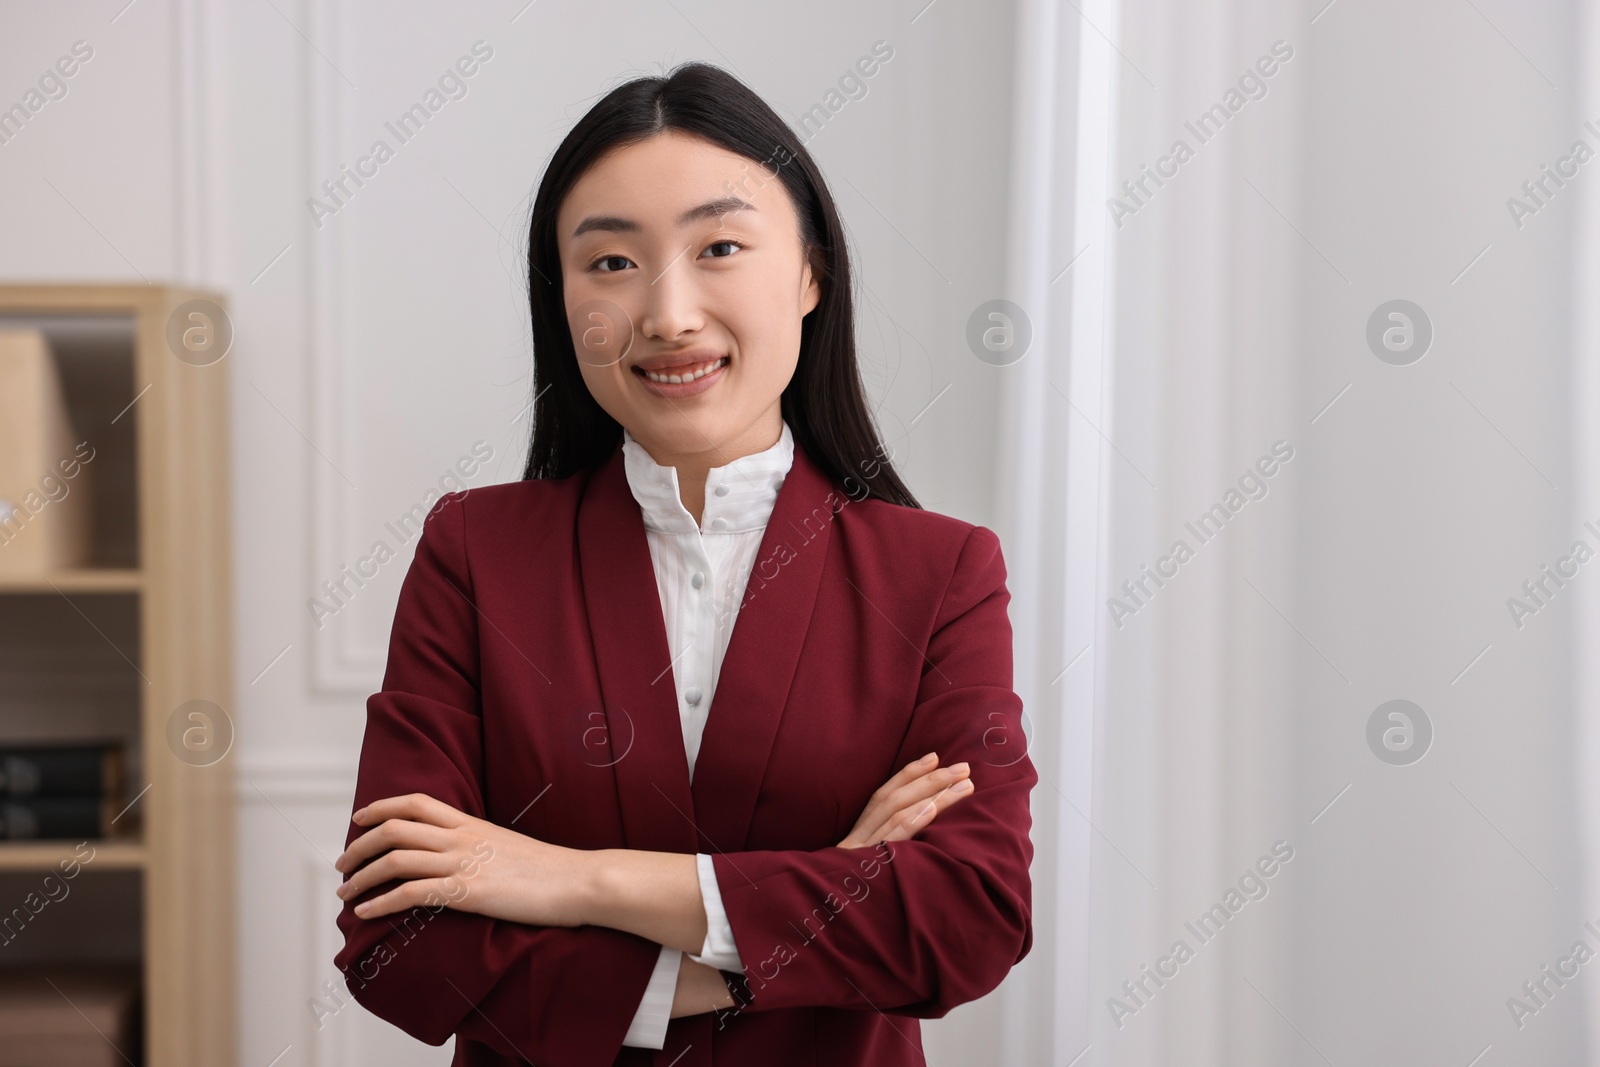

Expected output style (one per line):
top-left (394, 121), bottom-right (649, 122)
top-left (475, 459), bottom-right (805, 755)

top-left (333, 491), bottom-right (660, 1066)
top-left (710, 525), bottom-right (1036, 1017)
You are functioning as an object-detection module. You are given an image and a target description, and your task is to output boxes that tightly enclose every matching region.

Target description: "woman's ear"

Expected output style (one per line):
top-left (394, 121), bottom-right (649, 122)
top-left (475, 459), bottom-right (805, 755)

top-left (800, 249), bottom-right (823, 316)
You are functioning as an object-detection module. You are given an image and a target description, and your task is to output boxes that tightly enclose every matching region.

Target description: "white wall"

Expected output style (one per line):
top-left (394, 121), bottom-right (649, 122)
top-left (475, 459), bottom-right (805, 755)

top-left (1292, 3), bottom-right (1581, 1062)
top-left (0, 2), bottom-right (1020, 1064)
top-left (1080, 0), bottom-right (1589, 1064)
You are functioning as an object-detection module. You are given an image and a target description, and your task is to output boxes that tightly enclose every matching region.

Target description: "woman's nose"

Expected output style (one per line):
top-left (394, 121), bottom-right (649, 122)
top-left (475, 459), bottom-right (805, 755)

top-left (637, 250), bottom-right (705, 341)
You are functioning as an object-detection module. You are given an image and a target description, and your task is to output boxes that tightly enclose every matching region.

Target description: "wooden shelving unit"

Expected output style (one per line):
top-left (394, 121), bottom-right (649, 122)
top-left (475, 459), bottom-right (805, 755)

top-left (0, 285), bottom-right (235, 1065)
top-left (0, 839), bottom-right (148, 872)
top-left (0, 569), bottom-right (145, 594)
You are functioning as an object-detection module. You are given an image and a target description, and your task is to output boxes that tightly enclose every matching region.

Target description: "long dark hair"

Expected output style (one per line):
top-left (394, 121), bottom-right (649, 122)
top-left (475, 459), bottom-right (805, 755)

top-left (519, 61), bottom-right (919, 509)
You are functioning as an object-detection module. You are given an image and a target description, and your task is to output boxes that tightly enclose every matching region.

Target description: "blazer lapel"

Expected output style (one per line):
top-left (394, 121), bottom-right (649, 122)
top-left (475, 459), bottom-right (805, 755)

top-left (576, 438), bottom-right (840, 856)
top-left (689, 442), bottom-right (836, 852)
top-left (577, 445), bottom-right (699, 853)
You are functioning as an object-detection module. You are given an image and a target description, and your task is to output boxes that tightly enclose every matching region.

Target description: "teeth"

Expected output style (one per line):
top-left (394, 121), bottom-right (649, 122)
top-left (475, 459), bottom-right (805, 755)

top-left (644, 357), bottom-right (727, 385)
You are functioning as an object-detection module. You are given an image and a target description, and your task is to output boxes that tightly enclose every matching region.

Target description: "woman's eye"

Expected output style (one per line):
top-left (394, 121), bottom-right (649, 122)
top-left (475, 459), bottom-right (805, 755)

top-left (591, 255), bottom-right (632, 273)
top-left (702, 240), bottom-right (743, 259)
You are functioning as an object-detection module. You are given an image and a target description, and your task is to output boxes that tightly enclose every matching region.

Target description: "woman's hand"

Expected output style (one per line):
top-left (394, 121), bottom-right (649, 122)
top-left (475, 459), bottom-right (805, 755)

top-left (336, 794), bottom-right (710, 953)
top-left (837, 752), bottom-right (974, 849)
top-left (671, 957), bottom-right (735, 1018)
top-left (334, 793), bottom-right (595, 927)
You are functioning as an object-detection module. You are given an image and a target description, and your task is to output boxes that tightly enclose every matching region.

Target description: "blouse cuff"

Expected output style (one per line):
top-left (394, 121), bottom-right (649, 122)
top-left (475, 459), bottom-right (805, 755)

top-left (687, 851), bottom-right (745, 972)
top-left (620, 944), bottom-right (681, 1048)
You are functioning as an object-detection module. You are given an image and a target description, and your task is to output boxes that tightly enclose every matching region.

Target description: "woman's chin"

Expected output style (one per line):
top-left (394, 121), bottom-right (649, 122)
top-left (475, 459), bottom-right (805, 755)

top-left (623, 415), bottom-right (749, 459)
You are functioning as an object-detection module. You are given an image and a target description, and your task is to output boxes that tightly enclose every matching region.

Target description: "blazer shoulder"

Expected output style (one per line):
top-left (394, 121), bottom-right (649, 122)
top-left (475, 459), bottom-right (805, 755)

top-left (430, 475), bottom-right (584, 522)
top-left (417, 476), bottom-right (588, 560)
top-left (839, 495), bottom-right (1007, 585)
top-left (843, 494), bottom-right (996, 546)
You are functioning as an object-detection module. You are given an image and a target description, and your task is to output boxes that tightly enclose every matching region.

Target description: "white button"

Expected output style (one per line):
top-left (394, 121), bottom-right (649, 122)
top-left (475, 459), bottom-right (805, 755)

top-left (714, 484), bottom-right (729, 497)
top-left (685, 687), bottom-right (703, 706)
top-left (711, 517), bottom-right (729, 530)
top-left (691, 571), bottom-right (705, 589)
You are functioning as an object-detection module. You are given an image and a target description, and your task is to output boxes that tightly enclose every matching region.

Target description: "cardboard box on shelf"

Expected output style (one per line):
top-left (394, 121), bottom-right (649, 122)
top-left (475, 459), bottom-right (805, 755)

top-left (0, 964), bottom-right (141, 1066)
top-left (0, 329), bottom-right (95, 576)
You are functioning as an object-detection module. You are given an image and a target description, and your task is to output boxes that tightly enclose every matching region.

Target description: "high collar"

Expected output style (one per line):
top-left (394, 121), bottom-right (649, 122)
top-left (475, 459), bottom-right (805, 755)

top-left (620, 420), bottom-right (795, 534)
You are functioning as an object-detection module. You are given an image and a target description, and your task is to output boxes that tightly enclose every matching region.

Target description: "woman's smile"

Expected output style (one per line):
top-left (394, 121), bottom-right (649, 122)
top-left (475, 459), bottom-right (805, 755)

top-left (632, 353), bottom-right (729, 399)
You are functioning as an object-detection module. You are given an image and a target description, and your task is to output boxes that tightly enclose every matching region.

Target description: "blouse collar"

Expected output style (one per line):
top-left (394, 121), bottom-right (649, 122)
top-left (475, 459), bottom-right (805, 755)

top-left (620, 419), bottom-right (795, 535)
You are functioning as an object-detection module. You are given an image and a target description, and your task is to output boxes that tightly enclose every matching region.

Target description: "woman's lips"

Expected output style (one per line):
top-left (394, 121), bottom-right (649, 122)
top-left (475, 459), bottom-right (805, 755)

top-left (633, 355), bottom-right (729, 399)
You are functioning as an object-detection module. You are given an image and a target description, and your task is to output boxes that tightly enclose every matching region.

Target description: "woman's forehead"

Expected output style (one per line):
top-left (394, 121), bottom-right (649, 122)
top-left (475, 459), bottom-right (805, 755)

top-left (560, 133), bottom-right (793, 236)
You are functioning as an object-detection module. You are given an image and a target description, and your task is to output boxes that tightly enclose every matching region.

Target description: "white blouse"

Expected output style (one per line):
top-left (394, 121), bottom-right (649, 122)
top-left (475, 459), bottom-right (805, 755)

top-left (618, 417), bottom-right (796, 1049)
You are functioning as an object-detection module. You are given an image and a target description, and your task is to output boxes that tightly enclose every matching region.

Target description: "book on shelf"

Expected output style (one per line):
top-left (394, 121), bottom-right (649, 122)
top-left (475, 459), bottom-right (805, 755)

top-left (0, 743), bottom-right (124, 797)
top-left (0, 795), bottom-right (124, 841)
top-left (0, 742), bottom-right (128, 841)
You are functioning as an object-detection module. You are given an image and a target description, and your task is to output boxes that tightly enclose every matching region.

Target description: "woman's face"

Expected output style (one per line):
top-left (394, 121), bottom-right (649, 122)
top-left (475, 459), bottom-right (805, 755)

top-left (557, 130), bottom-right (821, 461)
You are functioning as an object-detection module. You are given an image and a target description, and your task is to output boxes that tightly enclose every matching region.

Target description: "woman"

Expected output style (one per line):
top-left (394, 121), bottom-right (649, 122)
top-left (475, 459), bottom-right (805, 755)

top-left (332, 61), bottom-right (1036, 1066)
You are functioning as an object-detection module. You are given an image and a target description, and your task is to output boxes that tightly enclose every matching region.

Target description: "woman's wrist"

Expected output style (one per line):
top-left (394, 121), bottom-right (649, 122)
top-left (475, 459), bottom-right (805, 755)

top-left (566, 846), bottom-right (608, 928)
top-left (581, 848), bottom-right (624, 930)
top-left (583, 848), bottom-right (706, 953)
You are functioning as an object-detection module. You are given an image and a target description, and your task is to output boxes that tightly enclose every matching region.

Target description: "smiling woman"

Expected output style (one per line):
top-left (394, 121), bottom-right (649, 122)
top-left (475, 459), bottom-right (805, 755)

top-left (558, 130), bottom-right (816, 483)
top-left (333, 61), bottom-right (1036, 1067)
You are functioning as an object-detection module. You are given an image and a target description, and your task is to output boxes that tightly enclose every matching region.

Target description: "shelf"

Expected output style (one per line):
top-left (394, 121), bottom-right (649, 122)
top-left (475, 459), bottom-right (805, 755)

top-left (0, 283), bottom-right (234, 1063)
top-left (0, 838), bottom-right (145, 871)
top-left (0, 569), bottom-right (143, 594)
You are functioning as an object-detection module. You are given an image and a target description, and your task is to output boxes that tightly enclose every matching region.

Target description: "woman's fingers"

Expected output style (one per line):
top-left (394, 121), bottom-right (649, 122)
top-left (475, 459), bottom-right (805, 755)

top-left (346, 875), bottom-right (456, 919)
top-left (351, 791), bottom-right (468, 830)
top-left (876, 762), bottom-right (970, 822)
top-left (847, 762), bottom-right (971, 846)
top-left (336, 847), bottom-right (459, 901)
top-left (876, 777), bottom-right (976, 844)
top-left (845, 763), bottom-right (962, 846)
top-left (838, 761), bottom-right (975, 848)
top-left (335, 816), bottom-right (455, 874)
top-left (870, 753), bottom-right (941, 805)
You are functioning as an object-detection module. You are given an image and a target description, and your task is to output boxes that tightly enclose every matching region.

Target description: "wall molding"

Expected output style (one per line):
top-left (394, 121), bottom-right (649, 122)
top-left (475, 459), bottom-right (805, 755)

top-left (302, 0), bottom-right (391, 695)
top-left (235, 751), bottom-right (354, 804)
top-left (305, 850), bottom-right (361, 1067)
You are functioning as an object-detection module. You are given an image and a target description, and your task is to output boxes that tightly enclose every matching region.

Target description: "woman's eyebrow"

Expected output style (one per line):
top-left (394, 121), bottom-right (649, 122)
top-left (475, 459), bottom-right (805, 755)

top-left (571, 195), bottom-right (757, 238)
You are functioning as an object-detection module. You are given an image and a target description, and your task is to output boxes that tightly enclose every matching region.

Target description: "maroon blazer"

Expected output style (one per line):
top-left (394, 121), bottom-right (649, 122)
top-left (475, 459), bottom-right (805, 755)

top-left (334, 435), bottom-right (1037, 1066)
